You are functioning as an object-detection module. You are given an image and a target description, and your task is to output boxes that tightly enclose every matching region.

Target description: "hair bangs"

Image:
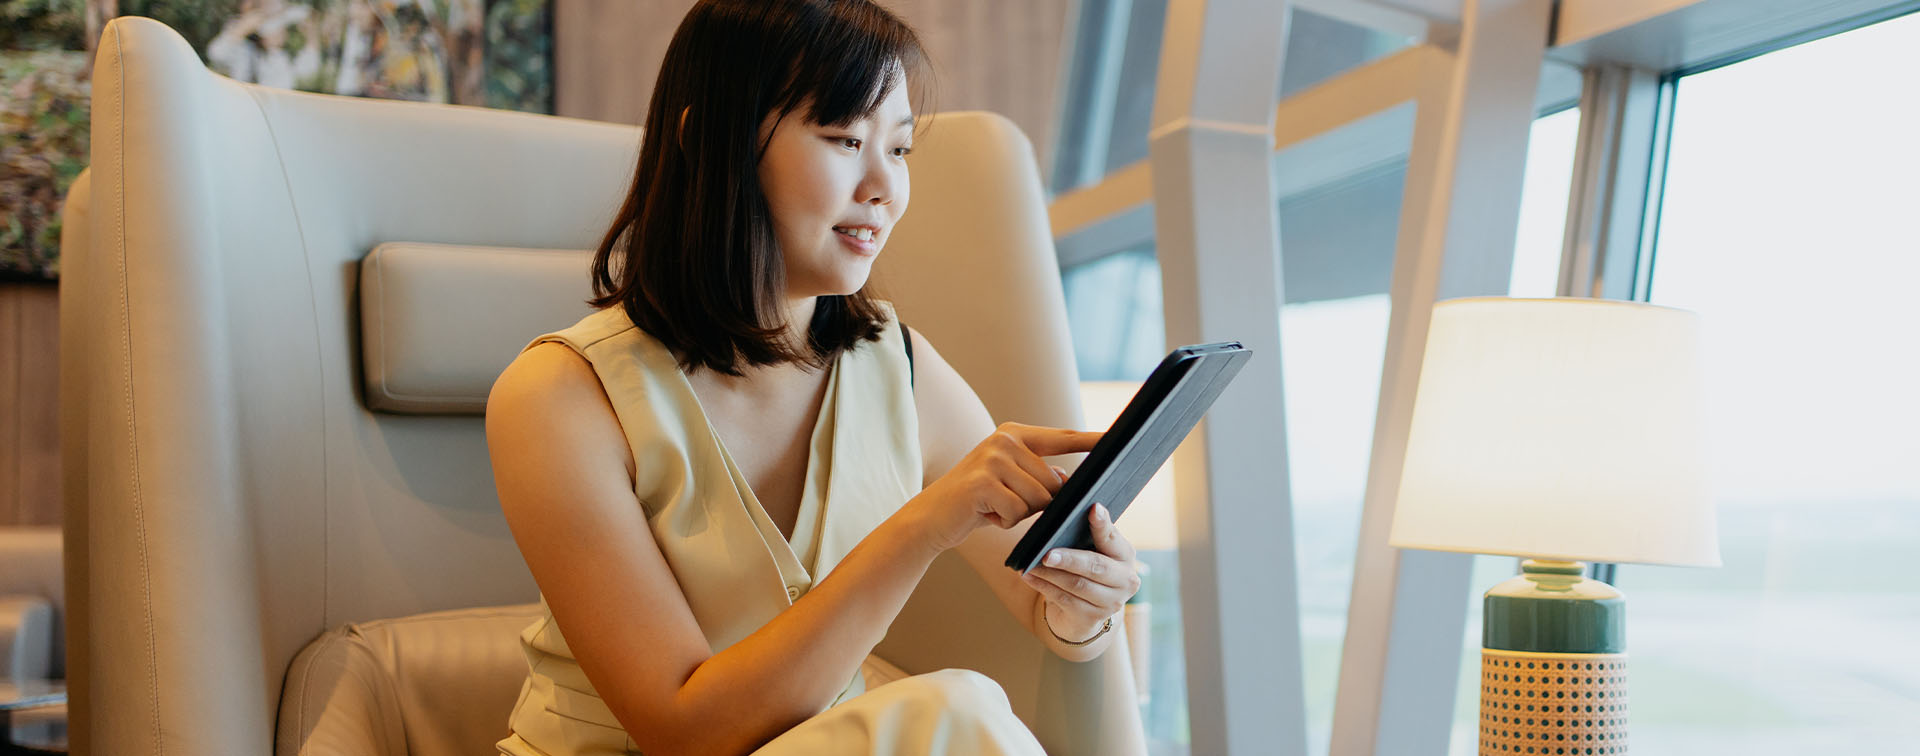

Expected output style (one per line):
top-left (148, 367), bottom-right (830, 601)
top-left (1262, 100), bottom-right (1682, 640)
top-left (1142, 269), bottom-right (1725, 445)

top-left (774, 1), bottom-right (927, 129)
top-left (588, 0), bottom-right (928, 376)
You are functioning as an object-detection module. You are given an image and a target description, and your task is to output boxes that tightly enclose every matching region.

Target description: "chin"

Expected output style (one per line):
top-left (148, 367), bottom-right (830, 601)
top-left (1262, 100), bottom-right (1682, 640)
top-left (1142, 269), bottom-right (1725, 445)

top-left (821, 264), bottom-right (877, 297)
top-left (823, 278), bottom-right (871, 297)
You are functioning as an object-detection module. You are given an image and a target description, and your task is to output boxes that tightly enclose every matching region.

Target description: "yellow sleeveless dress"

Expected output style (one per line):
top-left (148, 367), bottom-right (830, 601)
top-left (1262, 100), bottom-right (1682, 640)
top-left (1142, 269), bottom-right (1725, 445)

top-left (496, 304), bottom-right (1044, 756)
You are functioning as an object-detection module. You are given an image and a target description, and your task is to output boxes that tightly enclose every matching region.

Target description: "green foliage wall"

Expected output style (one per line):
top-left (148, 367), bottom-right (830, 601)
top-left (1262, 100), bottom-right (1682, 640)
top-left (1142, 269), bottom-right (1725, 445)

top-left (0, 0), bottom-right (552, 280)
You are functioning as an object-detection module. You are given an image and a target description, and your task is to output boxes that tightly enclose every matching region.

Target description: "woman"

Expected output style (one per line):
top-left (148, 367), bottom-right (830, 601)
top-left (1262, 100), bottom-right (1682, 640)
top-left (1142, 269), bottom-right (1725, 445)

top-left (486, 1), bottom-right (1141, 754)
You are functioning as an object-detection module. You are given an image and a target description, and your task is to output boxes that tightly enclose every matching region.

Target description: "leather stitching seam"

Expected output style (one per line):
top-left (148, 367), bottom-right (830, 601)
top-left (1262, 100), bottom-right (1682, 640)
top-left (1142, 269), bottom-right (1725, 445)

top-left (289, 629), bottom-right (340, 748)
top-left (241, 84), bottom-right (331, 627)
top-left (109, 25), bottom-right (164, 756)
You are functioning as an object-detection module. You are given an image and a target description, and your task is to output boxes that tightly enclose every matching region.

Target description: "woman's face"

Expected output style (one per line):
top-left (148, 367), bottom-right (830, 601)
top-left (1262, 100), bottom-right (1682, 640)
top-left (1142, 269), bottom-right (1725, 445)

top-left (757, 82), bottom-right (914, 300)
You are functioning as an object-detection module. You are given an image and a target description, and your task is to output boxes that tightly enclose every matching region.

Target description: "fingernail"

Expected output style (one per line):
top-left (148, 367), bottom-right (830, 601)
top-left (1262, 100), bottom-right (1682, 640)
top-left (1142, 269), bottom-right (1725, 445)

top-left (1046, 551), bottom-right (1061, 566)
top-left (1097, 504), bottom-right (1111, 522)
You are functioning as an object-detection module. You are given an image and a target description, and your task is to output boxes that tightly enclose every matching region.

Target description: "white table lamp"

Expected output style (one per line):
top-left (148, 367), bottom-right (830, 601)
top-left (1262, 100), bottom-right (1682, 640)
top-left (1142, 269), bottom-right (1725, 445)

top-left (1388, 297), bottom-right (1720, 755)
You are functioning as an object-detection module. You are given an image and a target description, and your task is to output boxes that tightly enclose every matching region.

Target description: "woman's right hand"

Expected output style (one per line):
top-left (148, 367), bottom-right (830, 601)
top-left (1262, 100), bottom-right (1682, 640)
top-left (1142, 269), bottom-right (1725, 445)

top-left (902, 422), bottom-right (1104, 553)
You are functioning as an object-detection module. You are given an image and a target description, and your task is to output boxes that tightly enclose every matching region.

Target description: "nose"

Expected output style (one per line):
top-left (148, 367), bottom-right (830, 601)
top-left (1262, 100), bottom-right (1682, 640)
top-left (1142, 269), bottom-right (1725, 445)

top-left (855, 154), bottom-right (901, 207)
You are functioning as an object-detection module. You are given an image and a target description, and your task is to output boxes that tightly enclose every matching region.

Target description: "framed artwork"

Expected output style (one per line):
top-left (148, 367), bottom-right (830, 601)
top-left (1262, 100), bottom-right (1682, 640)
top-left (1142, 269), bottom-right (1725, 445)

top-left (1, 0), bottom-right (555, 280)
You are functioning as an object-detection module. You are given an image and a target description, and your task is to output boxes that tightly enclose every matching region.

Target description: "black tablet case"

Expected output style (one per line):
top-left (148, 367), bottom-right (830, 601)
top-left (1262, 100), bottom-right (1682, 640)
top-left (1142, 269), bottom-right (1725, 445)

top-left (1005, 342), bottom-right (1251, 573)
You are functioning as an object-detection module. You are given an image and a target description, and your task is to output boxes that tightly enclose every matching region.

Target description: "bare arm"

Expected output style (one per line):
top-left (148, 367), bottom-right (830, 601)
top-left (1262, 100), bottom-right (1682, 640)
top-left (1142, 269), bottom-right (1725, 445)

top-left (489, 343), bottom-right (1097, 755)
top-left (905, 328), bottom-right (1138, 663)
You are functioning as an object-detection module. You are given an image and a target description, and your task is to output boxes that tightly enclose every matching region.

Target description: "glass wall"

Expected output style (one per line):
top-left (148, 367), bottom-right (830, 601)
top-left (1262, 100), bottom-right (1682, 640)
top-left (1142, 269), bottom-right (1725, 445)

top-left (1437, 107), bottom-right (1583, 753)
top-left (1617, 11), bottom-right (1920, 752)
top-left (1050, 2), bottom-right (1413, 196)
top-left (1055, 2), bottom-right (1920, 753)
top-left (1060, 105), bottom-right (1581, 755)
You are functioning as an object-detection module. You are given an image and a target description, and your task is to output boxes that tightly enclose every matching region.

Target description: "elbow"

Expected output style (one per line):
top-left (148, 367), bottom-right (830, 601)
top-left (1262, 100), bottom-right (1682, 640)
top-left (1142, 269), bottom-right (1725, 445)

top-left (624, 692), bottom-right (810, 756)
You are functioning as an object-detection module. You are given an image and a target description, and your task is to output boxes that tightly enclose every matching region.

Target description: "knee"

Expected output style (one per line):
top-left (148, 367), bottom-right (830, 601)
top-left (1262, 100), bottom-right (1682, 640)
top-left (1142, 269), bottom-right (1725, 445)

top-left (889, 668), bottom-right (1014, 717)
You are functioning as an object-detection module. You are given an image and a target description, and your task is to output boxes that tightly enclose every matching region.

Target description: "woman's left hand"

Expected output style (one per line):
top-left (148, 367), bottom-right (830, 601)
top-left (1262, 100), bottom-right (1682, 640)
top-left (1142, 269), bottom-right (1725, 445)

top-left (1021, 501), bottom-right (1140, 644)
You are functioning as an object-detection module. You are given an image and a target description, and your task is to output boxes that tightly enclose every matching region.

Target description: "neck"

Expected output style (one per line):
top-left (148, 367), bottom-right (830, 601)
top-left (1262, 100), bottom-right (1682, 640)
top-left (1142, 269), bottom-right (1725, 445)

top-left (780, 294), bottom-right (818, 354)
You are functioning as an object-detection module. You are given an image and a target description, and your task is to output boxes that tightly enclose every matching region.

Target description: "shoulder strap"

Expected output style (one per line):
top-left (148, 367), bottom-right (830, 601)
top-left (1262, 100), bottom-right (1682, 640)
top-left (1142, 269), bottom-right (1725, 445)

top-left (899, 320), bottom-right (914, 388)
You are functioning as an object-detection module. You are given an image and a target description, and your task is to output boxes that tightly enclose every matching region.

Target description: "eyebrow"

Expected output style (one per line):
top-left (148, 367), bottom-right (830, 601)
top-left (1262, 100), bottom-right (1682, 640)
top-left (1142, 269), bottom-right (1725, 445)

top-left (897, 114), bottom-right (916, 127)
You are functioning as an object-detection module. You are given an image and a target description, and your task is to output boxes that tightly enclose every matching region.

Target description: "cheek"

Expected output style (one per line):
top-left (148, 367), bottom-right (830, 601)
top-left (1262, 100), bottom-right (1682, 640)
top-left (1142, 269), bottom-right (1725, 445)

top-left (761, 152), bottom-right (844, 225)
top-left (756, 157), bottom-right (798, 218)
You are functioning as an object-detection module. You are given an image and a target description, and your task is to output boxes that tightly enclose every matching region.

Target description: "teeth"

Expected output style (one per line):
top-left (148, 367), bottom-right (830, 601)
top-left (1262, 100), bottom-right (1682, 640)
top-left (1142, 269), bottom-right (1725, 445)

top-left (858, 228), bottom-right (874, 241)
top-left (836, 226), bottom-right (876, 242)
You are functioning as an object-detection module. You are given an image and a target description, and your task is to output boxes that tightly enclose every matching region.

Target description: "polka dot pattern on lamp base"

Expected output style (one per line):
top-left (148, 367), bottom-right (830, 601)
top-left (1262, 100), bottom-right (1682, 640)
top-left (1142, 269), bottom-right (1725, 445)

top-left (1479, 649), bottom-right (1628, 755)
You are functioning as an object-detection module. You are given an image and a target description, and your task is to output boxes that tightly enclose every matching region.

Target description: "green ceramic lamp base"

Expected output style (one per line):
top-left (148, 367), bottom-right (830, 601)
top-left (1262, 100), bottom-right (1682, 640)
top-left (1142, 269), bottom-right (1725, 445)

top-left (1479, 560), bottom-right (1630, 755)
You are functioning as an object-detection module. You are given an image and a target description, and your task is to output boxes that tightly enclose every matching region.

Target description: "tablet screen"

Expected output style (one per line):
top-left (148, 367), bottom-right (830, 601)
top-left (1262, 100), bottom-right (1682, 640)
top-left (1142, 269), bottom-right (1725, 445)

top-left (1005, 342), bottom-right (1250, 573)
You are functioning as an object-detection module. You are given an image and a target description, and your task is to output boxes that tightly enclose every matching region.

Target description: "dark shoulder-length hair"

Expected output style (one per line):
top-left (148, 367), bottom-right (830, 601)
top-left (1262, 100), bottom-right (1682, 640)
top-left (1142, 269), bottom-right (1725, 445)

top-left (588, 0), bottom-right (929, 376)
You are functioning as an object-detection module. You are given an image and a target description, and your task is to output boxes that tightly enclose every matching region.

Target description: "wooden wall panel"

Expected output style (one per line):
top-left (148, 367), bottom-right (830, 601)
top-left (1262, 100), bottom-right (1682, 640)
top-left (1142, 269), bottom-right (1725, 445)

top-left (554, 0), bottom-right (1072, 173)
top-left (0, 282), bottom-right (61, 527)
top-left (553, 0), bottom-right (697, 127)
top-left (0, 285), bottom-right (18, 524)
top-left (886, 0), bottom-right (1072, 172)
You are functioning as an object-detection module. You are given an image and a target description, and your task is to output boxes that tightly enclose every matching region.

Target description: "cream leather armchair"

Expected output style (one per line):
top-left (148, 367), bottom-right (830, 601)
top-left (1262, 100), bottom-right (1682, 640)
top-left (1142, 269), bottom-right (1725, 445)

top-left (59, 16), bottom-right (1144, 756)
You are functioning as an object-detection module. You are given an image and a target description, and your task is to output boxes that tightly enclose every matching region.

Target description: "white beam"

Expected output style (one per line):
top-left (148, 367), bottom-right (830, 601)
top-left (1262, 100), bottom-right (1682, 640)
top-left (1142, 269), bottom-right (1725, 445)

top-left (1292, 0), bottom-right (1445, 41)
top-left (1548, 0), bottom-right (1913, 71)
top-left (1147, 2), bottom-right (1307, 756)
top-left (1049, 160), bottom-right (1152, 239)
top-left (1047, 40), bottom-right (1458, 242)
top-left (1274, 103), bottom-right (1415, 203)
top-left (1330, 1), bottom-right (1555, 754)
top-left (1554, 0), bottom-right (1703, 46)
top-left (1273, 44), bottom-right (1443, 152)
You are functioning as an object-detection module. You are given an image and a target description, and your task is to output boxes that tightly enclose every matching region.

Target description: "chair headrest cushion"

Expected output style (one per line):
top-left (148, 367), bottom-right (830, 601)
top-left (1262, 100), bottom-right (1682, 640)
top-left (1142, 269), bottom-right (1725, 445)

top-left (359, 243), bottom-right (595, 415)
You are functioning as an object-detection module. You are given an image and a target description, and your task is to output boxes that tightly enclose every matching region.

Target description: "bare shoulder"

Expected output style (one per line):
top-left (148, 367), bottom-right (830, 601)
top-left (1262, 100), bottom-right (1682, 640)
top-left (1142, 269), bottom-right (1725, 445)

top-left (904, 326), bottom-right (995, 483)
top-left (902, 325), bottom-right (977, 410)
top-left (487, 341), bottom-right (633, 482)
top-left (490, 341), bottom-right (601, 410)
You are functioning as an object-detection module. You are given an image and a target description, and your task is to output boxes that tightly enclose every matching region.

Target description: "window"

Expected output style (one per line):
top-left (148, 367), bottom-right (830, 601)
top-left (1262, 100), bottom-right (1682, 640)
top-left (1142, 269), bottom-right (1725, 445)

top-left (1060, 107), bottom-right (1581, 755)
top-left (1443, 103), bottom-right (1582, 754)
top-left (1051, 3), bottom-right (1413, 196)
top-left (1050, 0), bottom-right (1170, 194)
top-left (1615, 11), bottom-right (1920, 752)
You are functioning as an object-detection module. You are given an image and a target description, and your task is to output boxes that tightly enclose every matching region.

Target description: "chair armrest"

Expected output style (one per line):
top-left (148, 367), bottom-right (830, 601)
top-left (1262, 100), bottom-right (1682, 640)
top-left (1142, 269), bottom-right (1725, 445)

top-left (877, 552), bottom-right (1147, 756)
top-left (0, 594), bottom-right (55, 679)
top-left (277, 628), bottom-right (408, 756)
top-left (277, 604), bottom-right (542, 756)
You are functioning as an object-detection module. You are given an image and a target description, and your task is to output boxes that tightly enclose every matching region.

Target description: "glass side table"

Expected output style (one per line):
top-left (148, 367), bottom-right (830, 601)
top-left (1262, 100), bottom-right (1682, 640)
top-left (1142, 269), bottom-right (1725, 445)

top-left (0, 679), bottom-right (66, 755)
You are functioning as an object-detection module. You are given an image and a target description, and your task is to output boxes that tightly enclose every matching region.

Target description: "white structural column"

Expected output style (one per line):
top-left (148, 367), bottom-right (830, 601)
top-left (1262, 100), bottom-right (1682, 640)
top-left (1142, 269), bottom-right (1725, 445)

top-left (1146, 2), bottom-right (1306, 755)
top-left (1560, 64), bottom-right (1665, 301)
top-left (1330, 1), bottom-right (1555, 754)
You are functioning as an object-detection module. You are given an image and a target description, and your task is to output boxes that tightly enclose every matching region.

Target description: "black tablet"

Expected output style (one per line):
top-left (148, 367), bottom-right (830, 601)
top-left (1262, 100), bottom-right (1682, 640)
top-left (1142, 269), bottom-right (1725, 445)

top-left (1005, 341), bottom-right (1251, 573)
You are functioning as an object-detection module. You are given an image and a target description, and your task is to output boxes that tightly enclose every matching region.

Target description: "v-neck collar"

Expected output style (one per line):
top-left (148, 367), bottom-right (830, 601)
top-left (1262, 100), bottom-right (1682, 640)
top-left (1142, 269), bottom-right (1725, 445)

top-left (666, 351), bottom-right (844, 594)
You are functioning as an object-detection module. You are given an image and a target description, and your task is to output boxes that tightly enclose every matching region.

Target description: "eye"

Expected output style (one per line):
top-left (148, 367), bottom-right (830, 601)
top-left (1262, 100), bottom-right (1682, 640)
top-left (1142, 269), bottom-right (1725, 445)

top-left (892, 145), bottom-right (914, 158)
top-left (835, 136), bottom-right (862, 151)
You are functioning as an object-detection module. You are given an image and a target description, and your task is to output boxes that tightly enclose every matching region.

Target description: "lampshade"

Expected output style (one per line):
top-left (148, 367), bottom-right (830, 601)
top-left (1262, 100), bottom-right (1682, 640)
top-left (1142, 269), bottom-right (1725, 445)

top-left (1080, 381), bottom-right (1180, 552)
top-left (1388, 297), bottom-right (1719, 567)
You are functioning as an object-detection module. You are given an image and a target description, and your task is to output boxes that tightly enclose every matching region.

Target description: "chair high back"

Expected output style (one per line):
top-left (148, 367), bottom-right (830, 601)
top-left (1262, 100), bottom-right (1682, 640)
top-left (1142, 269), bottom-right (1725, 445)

top-left (61, 16), bottom-right (1141, 756)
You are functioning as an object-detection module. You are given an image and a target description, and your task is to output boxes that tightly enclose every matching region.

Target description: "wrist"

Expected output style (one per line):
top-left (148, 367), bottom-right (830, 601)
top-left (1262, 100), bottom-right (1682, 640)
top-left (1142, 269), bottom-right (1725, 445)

top-left (1042, 602), bottom-right (1113, 646)
top-left (883, 505), bottom-right (952, 562)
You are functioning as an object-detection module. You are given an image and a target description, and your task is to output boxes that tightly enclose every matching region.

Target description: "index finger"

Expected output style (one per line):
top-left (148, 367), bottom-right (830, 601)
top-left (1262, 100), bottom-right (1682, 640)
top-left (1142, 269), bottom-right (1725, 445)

top-left (1001, 423), bottom-right (1104, 457)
